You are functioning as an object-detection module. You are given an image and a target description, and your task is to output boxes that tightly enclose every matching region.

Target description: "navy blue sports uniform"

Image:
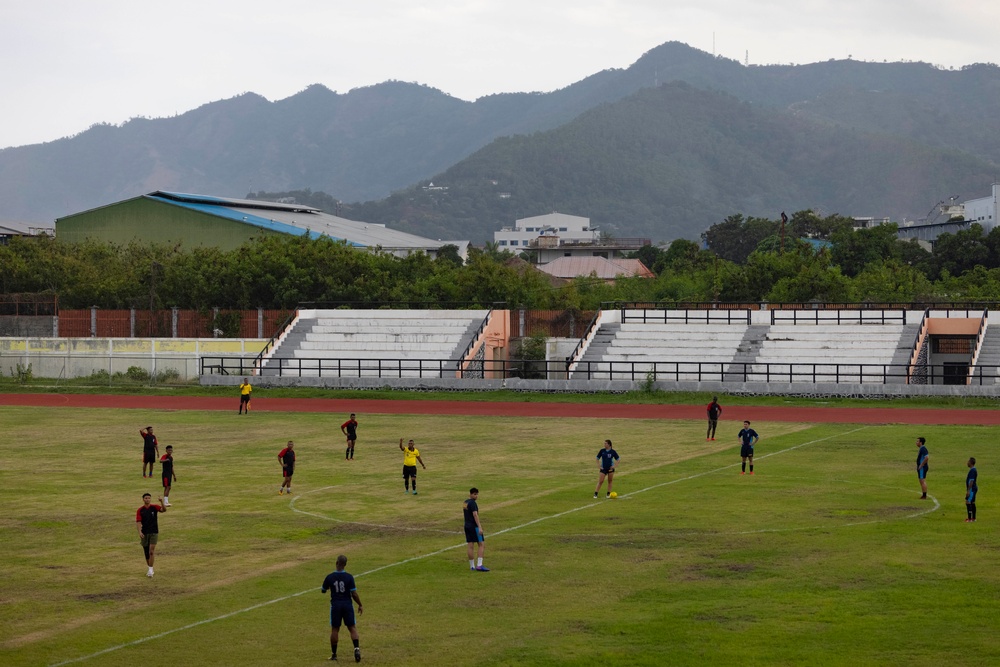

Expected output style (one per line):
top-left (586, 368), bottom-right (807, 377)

top-left (464, 497), bottom-right (483, 543)
top-left (967, 466), bottom-right (978, 503)
top-left (596, 447), bottom-right (620, 474)
top-left (738, 427), bottom-right (759, 458)
top-left (916, 445), bottom-right (929, 480)
top-left (322, 570), bottom-right (358, 628)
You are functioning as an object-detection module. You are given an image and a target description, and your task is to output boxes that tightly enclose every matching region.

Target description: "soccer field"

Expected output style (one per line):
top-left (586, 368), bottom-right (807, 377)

top-left (1, 405), bottom-right (997, 666)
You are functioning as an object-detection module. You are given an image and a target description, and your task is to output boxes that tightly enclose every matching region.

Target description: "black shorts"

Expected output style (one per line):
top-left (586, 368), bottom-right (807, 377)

top-left (464, 526), bottom-right (484, 543)
top-left (162, 476), bottom-right (171, 487)
top-left (403, 465), bottom-right (417, 478)
top-left (283, 468), bottom-right (294, 478)
top-left (600, 467), bottom-right (615, 476)
top-left (330, 601), bottom-right (356, 628)
top-left (240, 394), bottom-right (250, 405)
top-left (143, 450), bottom-right (156, 464)
top-left (740, 444), bottom-right (754, 458)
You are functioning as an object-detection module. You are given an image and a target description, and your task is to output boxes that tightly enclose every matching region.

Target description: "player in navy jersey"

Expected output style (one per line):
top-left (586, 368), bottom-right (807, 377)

top-left (321, 554), bottom-right (363, 662)
top-left (965, 457), bottom-right (978, 522)
top-left (594, 439), bottom-right (620, 499)
top-left (464, 488), bottom-right (488, 571)
top-left (278, 441), bottom-right (295, 495)
top-left (140, 426), bottom-right (159, 478)
top-left (916, 437), bottom-right (930, 499)
top-left (738, 421), bottom-right (759, 475)
top-left (160, 445), bottom-right (176, 507)
top-left (136, 493), bottom-right (166, 577)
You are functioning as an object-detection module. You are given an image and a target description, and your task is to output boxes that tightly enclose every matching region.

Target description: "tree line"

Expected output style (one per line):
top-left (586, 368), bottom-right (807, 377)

top-left (4, 210), bottom-right (1000, 312)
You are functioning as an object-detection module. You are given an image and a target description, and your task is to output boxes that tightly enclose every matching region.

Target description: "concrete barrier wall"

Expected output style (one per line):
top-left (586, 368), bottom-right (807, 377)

top-left (0, 338), bottom-right (266, 381)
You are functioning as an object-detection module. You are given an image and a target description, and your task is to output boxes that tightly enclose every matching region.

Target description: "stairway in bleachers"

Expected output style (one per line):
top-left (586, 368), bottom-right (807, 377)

top-left (974, 322), bottom-right (1000, 384)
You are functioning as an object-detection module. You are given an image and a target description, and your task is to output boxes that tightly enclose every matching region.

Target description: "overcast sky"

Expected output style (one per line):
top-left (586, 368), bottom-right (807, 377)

top-left (2, 1), bottom-right (998, 150)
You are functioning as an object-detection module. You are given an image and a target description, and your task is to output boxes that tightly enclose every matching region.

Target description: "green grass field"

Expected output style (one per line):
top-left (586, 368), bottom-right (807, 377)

top-left (1, 405), bottom-right (997, 666)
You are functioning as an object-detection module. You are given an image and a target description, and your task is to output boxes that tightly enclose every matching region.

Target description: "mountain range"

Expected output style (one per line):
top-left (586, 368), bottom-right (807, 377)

top-left (1, 41), bottom-right (998, 243)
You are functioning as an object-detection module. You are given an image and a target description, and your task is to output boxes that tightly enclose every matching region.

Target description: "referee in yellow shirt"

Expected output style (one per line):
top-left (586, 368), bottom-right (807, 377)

top-left (238, 377), bottom-right (252, 414)
top-left (399, 438), bottom-right (426, 494)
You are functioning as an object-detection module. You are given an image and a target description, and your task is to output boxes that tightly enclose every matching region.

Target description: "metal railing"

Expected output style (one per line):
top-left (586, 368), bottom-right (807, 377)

top-left (252, 310), bottom-right (298, 374)
top-left (456, 308), bottom-right (493, 371)
top-left (771, 308), bottom-right (907, 325)
top-left (199, 356), bottom-right (1000, 385)
top-left (906, 308), bottom-right (931, 383)
top-left (622, 307), bottom-right (752, 325)
top-left (565, 310), bottom-right (603, 371)
top-left (967, 309), bottom-right (989, 385)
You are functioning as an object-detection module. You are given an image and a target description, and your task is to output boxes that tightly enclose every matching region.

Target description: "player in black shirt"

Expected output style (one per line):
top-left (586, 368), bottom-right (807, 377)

top-left (160, 445), bottom-right (176, 507)
top-left (321, 554), bottom-right (363, 662)
top-left (140, 426), bottom-right (159, 479)
top-left (135, 493), bottom-right (166, 577)
top-left (966, 457), bottom-right (978, 522)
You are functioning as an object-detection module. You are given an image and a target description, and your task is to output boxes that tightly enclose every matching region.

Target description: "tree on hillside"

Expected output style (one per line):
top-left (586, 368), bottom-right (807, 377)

top-left (829, 223), bottom-right (900, 277)
top-left (702, 214), bottom-right (779, 264)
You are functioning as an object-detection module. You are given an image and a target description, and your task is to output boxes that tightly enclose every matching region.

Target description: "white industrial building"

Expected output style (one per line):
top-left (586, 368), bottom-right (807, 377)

top-left (494, 212), bottom-right (599, 249)
top-left (963, 183), bottom-right (999, 232)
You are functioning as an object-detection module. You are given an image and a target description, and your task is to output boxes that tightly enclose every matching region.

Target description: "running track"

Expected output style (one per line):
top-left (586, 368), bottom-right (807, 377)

top-left (1, 393), bottom-right (998, 424)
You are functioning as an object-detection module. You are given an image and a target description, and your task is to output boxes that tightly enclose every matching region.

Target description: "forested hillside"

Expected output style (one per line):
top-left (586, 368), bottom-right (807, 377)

top-left (345, 82), bottom-right (996, 242)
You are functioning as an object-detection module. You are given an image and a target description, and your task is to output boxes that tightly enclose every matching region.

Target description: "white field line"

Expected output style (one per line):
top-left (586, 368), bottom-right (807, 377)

top-left (289, 486), bottom-right (461, 535)
top-left (53, 425), bottom-right (935, 666)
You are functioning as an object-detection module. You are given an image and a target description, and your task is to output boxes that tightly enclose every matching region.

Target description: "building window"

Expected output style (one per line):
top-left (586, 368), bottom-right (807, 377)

top-left (559, 227), bottom-right (567, 232)
top-left (498, 240), bottom-right (507, 246)
top-left (933, 337), bottom-right (974, 354)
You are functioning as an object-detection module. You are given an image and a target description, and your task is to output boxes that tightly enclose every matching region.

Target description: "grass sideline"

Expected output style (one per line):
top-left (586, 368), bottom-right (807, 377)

top-left (1, 406), bottom-right (997, 666)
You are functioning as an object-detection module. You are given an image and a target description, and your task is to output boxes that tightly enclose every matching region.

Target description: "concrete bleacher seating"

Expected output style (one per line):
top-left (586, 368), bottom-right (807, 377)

top-left (572, 311), bottom-right (750, 380)
top-left (260, 309), bottom-right (490, 378)
top-left (751, 323), bottom-right (907, 383)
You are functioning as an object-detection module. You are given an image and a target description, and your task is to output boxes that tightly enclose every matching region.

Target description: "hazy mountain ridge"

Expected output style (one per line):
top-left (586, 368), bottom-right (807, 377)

top-left (347, 82), bottom-right (996, 242)
top-left (0, 41), bottom-right (997, 241)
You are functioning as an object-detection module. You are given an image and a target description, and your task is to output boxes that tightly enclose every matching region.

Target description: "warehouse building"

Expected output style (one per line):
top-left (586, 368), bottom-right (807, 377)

top-left (55, 191), bottom-right (468, 259)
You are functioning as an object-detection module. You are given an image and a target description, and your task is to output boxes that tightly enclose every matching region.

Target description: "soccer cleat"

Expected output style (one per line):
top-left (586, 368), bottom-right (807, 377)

top-left (750, 471), bottom-right (755, 475)
top-left (965, 518), bottom-right (972, 522)
top-left (740, 471), bottom-right (745, 475)
top-left (711, 437), bottom-right (716, 441)
top-left (330, 655), bottom-right (337, 661)
top-left (475, 565), bottom-right (490, 572)
top-left (412, 490), bottom-right (418, 495)
top-left (355, 647), bottom-right (361, 662)
top-left (164, 502), bottom-right (171, 507)
top-left (593, 492), bottom-right (598, 498)
top-left (606, 493), bottom-right (611, 498)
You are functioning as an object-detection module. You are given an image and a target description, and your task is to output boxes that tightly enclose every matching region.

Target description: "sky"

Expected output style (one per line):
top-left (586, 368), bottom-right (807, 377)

top-left (2, 1), bottom-right (998, 150)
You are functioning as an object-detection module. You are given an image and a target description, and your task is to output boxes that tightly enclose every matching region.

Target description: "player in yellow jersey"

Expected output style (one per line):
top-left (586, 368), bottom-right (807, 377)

top-left (399, 438), bottom-right (426, 495)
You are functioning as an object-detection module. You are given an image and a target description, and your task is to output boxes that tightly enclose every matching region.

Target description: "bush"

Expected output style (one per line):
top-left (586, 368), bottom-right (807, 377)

top-left (154, 368), bottom-right (181, 383)
top-left (10, 362), bottom-right (33, 383)
top-left (125, 366), bottom-right (151, 382)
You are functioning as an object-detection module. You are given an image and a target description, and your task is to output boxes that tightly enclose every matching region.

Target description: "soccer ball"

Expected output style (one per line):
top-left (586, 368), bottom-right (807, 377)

top-left (609, 492), bottom-right (618, 499)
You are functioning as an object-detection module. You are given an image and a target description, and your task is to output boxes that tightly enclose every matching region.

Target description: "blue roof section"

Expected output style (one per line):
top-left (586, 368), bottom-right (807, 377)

top-left (145, 192), bottom-right (364, 247)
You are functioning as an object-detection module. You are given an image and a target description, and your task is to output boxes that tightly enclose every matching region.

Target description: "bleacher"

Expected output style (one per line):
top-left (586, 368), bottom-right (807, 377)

top-left (572, 310), bottom-right (751, 380)
top-left (751, 322), bottom-right (910, 383)
top-left (259, 309), bottom-right (490, 378)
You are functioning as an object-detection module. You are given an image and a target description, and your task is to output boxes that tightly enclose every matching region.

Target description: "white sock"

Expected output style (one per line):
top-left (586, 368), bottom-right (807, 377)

top-left (477, 558), bottom-right (483, 567)
top-left (164, 496), bottom-right (169, 504)
top-left (470, 560), bottom-right (475, 568)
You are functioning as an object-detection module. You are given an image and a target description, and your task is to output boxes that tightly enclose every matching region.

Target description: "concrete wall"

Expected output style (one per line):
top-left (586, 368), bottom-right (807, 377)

top-left (0, 338), bottom-right (266, 380)
top-left (200, 373), bottom-right (1000, 397)
top-left (0, 316), bottom-right (56, 337)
